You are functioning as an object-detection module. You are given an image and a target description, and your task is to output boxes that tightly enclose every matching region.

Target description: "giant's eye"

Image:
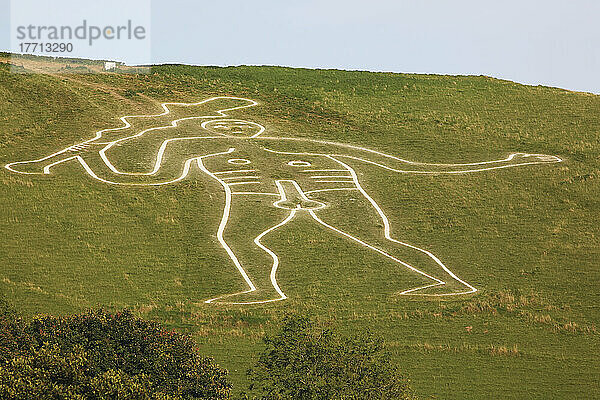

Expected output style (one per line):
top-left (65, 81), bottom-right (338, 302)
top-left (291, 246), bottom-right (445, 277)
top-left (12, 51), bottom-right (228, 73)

top-left (228, 158), bottom-right (251, 165)
top-left (287, 161), bottom-right (311, 167)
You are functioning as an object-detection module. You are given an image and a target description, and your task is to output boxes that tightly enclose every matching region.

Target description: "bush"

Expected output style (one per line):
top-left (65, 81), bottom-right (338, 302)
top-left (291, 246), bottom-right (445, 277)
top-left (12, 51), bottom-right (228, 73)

top-left (0, 295), bottom-right (16, 322)
top-left (243, 316), bottom-right (413, 400)
top-left (0, 309), bottom-right (231, 400)
top-left (0, 296), bottom-right (32, 367)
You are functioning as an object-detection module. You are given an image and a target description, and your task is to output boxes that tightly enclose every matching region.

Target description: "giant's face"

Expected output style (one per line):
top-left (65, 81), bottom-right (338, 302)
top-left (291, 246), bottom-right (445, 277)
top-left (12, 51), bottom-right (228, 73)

top-left (202, 119), bottom-right (264, 137)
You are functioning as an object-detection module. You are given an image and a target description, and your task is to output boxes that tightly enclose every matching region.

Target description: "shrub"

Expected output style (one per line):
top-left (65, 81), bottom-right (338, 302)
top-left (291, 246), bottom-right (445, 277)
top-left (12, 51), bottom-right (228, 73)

top-left (0, 308), bottom-right (230, 400)
top-left (243, 316), bottom-right (413, 400)
top-left (0, 295), bottom-right (15, 321)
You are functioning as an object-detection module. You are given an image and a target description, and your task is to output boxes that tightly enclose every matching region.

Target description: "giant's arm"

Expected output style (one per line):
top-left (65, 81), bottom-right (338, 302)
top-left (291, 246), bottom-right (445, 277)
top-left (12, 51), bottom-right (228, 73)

top-left (6, 143), bottom-right (83, 175)
top-left (264, 138), bottom-right (562, 173)
top-left (334, 145), bottom-right (563, 174)
top-left (5, 95), bottom-right (258, 177)
top-left (89, 96), bottom-right (258, 144)
top-left (5, 138), bottom-right (233, 185)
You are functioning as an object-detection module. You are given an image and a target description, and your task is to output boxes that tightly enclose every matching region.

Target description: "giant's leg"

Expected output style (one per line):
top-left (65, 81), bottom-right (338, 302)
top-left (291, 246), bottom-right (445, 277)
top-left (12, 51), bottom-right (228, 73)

top-left (308, 189), bottom-right (477, 296)
top-left (204, 193), bottom-right (296, 305)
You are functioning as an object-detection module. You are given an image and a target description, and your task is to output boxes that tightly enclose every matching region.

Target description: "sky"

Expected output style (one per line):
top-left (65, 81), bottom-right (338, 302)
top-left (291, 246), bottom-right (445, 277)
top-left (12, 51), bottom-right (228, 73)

top-left (2, 0), bottom-right (599, 94)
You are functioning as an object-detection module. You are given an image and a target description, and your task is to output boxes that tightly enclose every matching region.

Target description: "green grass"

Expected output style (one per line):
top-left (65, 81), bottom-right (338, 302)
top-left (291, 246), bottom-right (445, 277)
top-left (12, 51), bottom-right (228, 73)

top-left (1, 57), bottom-right (599, 398)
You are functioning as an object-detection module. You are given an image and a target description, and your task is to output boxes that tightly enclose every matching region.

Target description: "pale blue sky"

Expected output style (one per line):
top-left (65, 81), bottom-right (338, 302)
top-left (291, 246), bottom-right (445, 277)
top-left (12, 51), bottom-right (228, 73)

top-left (2, 0), bottom-right (599, 93)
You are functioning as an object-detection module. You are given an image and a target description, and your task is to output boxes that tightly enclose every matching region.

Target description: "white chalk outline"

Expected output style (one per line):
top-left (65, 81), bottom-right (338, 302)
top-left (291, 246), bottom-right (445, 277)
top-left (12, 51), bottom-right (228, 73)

top-left (273, 180), bottom-right (327, 211)
top-left (264, 150), bottom-right (478, 296)
top-left (213, 169), bottom-right (256, 175)
top-left (304, 188), bottom-right (358, 194)
top-left (198, 155), bottom-right (293, 305)
top-left (232, 192), bottom-right (280, 196)
top-left (227, 181), bottom-right (261, 186)
top-left (201, 119), bottom-right (265, 138)
top-left (5, 97), bottom-right (259, 175)
top-left (288, 160), bottom-right (312, 167)
top-left (221, 176), bottom-right (260, 181)
top-left (4, 96), bottom-right (564, 304)
top-left (310, 175), bottom-right (353, 179)
top-left (227, 159), bottom-right (252, 165)
top-left (327, 155), bottom-right (478, 296)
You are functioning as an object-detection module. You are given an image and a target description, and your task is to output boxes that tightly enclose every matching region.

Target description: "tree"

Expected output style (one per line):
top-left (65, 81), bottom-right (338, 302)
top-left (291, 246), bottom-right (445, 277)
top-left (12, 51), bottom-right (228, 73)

top-left (243, 316), bottom-right (413, 400)
top-left (0, 308), bottom-right (231, 400)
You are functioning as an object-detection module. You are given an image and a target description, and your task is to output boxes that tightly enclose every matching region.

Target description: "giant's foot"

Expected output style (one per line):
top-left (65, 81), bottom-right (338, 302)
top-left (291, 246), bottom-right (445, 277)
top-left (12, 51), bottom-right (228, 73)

top-left (204, 288), bottom-right (287, 305)
top-left (397, 280), bottom-right (477, 297)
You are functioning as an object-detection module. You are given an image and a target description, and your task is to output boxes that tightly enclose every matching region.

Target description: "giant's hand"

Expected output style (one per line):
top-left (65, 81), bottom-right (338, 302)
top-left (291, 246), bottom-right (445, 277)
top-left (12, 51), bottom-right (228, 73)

top-left (509, 153), bottom-right (563, 164)
top-left (5, 142), bottom-right (102, 174)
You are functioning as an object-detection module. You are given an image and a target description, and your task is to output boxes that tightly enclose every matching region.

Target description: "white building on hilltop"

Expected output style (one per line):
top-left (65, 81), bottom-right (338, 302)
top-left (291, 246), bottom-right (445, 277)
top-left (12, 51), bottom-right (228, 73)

top-left (104, 62), bottom-right (117, 71)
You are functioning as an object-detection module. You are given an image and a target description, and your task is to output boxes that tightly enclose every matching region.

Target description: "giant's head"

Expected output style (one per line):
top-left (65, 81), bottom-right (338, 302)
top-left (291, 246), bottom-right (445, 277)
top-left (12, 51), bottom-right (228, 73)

top-left (202, 119), bottom-right (265, 137)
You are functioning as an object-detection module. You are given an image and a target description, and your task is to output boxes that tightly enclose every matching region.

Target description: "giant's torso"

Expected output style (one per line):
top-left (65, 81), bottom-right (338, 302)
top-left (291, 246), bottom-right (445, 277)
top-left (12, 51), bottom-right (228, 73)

top-left (200, 138), bottom-right (356, 194)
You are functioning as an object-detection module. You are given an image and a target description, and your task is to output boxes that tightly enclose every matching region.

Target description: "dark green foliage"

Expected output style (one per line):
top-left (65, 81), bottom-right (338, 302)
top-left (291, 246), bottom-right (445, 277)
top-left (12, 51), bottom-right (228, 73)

top-left (0, 309), bottom-right (231, 399)
top-left (0, 295), bottom-right (32, 366)
top-left (244, 316), bottom-right (413, 400)
top-left (0, 295), bottom-right (16, 321)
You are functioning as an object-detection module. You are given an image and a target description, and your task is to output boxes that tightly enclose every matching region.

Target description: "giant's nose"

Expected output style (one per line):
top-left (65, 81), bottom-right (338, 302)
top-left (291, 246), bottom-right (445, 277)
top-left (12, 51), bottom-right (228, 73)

top-left (273, 180), bottom-right (325, 210)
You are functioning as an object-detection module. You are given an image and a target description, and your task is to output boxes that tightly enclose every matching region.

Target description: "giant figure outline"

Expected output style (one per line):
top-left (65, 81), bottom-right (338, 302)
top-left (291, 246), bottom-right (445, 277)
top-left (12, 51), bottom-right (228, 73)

top-left (5, 96), bottom-right (563, 304)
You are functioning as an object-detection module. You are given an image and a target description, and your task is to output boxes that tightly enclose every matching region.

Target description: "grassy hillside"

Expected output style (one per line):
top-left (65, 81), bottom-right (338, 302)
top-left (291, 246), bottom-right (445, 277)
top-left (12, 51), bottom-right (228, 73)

top-left (1, 57), bottom-right (599, 399)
